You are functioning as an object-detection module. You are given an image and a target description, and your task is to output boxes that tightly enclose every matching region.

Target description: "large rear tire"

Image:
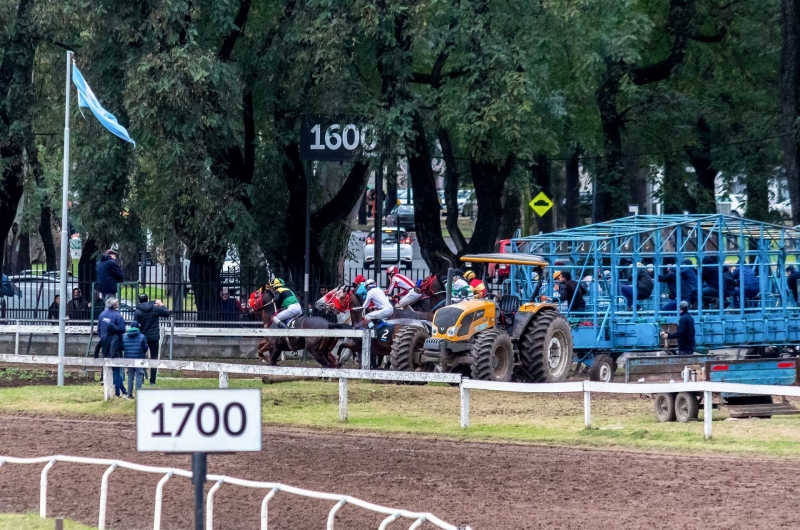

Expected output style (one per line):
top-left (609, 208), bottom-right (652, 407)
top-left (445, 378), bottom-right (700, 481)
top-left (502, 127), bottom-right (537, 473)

top-left (518, 311), bottom-right (574, 383)
top-left (390, 326), bottom-right (432, 377)
top-left (470, 329), bottom-right (514, 382)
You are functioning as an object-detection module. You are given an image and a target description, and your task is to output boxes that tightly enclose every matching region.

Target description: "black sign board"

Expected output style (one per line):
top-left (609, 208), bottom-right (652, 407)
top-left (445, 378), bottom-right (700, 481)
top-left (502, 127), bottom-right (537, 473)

top-left (299, 114), bottom-right (377, 161)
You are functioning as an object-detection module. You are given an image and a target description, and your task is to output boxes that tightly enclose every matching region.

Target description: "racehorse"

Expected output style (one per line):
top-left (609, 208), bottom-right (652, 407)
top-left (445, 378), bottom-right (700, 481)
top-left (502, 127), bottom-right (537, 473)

top-left (396, 273), bottom-right (448, 313)
top-left (332, 287), bottom-right (431, 369)
top-left (250, 285), bottom-right (344, 368)
top-left (315, 285), bottom-right (353, 324)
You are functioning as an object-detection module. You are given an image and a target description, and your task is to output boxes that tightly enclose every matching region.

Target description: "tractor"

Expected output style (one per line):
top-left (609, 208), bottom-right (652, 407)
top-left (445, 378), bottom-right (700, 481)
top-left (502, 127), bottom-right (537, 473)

top-left (420, 254), bottom-right (573, 382)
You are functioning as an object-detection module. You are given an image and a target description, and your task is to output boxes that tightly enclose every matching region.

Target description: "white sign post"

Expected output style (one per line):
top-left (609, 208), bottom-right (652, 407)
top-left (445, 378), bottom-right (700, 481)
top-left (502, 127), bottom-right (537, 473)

top-left (137, 389), bottom-right (262, 530)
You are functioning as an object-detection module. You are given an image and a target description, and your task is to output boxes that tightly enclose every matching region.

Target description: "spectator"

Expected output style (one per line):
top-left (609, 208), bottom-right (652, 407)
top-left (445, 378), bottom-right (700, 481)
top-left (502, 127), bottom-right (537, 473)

top-left (122, 321), bottom-right (149, 399)
top-left (660, 301), bottom-right (696, 355)
top-left (555, 271), bottom-right (586, 312)
top-left (731, 265), bottom-right (759, 302)
top-left (721, 266), bottom-right (739, 303)
top-left (98, 298), bottom-right (126, 354)
top-left (787, 265), bottom-right (800, 304)
top-left (218, 288), bottom-right (241, 322)
top-left (66, 287), bottom-right (90, 321)
top-left (92, 290), bottom-right (104, 321)
top-left (659, 260), bottom-right (698, 311)
top-left (101, 322), bottom-right (126, 397)
top-left (701, 255), bottom-right (723, 301)
top-left (48, 295), bottom-right (61, 322)
top-left (135, 294), bottom-right (171, 386)
top-left (621, 262), bottom-right (653, 309)
top-left (96, 249), bottom-right (123, 303)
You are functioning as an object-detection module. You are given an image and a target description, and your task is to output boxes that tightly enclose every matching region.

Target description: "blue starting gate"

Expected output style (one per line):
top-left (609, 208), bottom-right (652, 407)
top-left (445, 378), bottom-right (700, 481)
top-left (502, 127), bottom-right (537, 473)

top-left (507, 215), bottom-right (800, 359)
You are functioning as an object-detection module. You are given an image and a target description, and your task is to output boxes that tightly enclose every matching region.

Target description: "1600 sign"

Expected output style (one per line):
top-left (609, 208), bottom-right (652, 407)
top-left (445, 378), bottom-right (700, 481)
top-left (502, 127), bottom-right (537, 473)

top-left (299, 114), bottom-right (376, 161)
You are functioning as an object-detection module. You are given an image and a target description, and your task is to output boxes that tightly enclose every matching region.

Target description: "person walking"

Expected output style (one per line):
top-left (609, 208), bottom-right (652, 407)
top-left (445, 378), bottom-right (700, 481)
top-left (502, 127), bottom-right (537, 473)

top-left (122, 321), bottom-right (149, 399)
top-left (660, 301), bottom-right (696, 355)
top-left (101, 322), bottom-right (126, 397)
top-left (135, 294), bottom-right (171, 386)
top-left (96, 249), bottom-right (124, 303)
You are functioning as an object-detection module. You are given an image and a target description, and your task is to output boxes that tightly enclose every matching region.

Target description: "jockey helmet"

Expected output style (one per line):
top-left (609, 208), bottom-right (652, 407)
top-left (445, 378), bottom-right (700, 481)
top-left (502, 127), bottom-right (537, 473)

top-left (353, 274), bottom-right (366, 285)
top-left (271, 278), bottom-right (285, 288)
top-left (452, 268), bottom-right (464, 277)
top-left (386, 265), bottom-right (399, 276)
top-left (365, 279), bottom-right (377, 289)
top-left (464, 270), bottom-right (476, 281)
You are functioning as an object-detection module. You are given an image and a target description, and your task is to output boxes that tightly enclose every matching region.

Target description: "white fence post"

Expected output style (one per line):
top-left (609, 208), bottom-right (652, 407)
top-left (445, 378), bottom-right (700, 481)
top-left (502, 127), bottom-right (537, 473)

top-left (153, 470), bottom-right (174, 530)
top-left (362, 329), bottom-right (371, 370)
top-left (39, 458), bottom-right (56, 518)
top-left (583, 391), bottom-right (592, 428)
top-left (379, 513), bottom-right (401, 530)
top-left (409, 516), bottom-right (428, 529)
top-left (339, 378), bottom-right (348, 421)
top-left (103, 365), bottom-right (114, 401)
top-left (704, 390), bottom-right (713, 440)
top-left (206, 479), bottom-right (224, 530)
top-left (260, 486), bottom-right (280, 530)
top-left (14, 331), bottom-right (19, 354)
top-left (218, 372), bottom-right (228, 389)
top-left (327, 498), bottom-right (348, 530)
top-left (98, 462), bottom-right (118, 529)
top-left (460, 385), bottom-right (470, 429)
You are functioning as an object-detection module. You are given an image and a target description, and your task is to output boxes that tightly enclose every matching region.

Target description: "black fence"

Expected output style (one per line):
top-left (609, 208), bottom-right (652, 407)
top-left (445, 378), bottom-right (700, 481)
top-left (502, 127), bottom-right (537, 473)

top-left (0, 264), bottom-right (432, 325)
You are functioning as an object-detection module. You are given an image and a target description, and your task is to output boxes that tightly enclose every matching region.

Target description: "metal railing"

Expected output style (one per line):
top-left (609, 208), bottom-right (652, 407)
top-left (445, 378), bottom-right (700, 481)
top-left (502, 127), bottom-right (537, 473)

top-left (0, 454), bottom-right (468, 530)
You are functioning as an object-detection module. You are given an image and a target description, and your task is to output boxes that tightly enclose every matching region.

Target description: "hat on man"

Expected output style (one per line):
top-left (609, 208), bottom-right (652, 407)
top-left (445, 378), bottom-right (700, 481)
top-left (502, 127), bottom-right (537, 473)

top-left (106, 249), bottom-right (119, 257)
top-left (679, 301), bottom-right (689, 310)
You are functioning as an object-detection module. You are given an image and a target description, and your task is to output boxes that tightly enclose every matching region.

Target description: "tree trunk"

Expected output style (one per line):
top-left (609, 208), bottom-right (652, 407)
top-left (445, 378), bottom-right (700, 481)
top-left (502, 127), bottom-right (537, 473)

top-left (498, 183), bottom-right (521, 240)
top-left (744, 147), bottom-right (771, 221)
top-left (385, 158), bottom-right (397, 216)
top-left (662, 154), bottom-right (690, 214)
top-left (595, 64), bottom-right (628, 222)
top-left (565, 145), bottom-right (582, 228)
top-left (188, 250), bottom-right (222, 321)
top-left (531, 154), bottom-right (554, 233)
top-left (438, 127), bottom-right (467, 253)
top-left (626, 156), bottom-right (647, 215)
top-left (77, 236), bottom-right (99, 298)
top-left (466, 157), bottom-right (513, 254)
top-left (685, 117), bottom-right (718, 213)
top-left (781, 0), bottom-right (800, 225)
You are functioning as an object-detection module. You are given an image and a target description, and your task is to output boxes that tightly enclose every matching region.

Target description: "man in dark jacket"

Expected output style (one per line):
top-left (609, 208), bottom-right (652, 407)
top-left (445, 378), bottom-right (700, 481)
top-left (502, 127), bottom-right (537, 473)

top-left (659, 260), bottom-right (698, 311)
top-left (135, 294), bottom-right (171, 385)
top-left (101, 322), bottom-right (125, 397)
top-left (787, 265), bottom-right (800, 304)
top-left (98, 298), bottom-right (126, 343)
top-left (556, 271), bottom-right (586, 312)
top-left (122, 321), bottom-right (149, 399)
top-left (621, 262), bottom-right (654, 309)
top-left (660, 301), bottom-right (696, 355)
top-left (96, 249), bottom-right (124, 303)
top-left (66, 287), bottom-right (90, 321)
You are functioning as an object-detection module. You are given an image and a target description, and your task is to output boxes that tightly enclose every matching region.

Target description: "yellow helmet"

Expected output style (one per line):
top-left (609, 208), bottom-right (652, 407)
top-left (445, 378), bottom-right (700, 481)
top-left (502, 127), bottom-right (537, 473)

top-left (271, 278), bottom-right (285, 288)
top-left (464, 270), bottom-right (476, 281)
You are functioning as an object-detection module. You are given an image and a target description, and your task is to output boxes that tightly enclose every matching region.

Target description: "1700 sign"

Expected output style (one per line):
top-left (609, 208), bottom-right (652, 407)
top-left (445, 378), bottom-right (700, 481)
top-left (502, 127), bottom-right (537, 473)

top-left (137, 389), bottom-right (261, 452)
top-left (299, 114), bottom-right (376, 161)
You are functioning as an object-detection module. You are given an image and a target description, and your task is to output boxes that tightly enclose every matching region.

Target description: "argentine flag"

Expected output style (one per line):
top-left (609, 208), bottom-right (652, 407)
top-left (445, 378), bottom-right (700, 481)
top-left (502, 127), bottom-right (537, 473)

top-left (71, 64), bottom-right (135, 146)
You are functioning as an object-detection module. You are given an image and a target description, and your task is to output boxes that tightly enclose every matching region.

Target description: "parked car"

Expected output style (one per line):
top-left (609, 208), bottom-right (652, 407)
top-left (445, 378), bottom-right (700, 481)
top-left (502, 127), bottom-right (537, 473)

top-left (716, 194), bottom-right (745, 216)
top-left (1, 273), bottom-right (78, 320)
top-left (458, 189), bottom-right (475, 216)
top-left (386, 204), bottom-right (415, 230)
top-left (362, 227), bottom-right (413, 269)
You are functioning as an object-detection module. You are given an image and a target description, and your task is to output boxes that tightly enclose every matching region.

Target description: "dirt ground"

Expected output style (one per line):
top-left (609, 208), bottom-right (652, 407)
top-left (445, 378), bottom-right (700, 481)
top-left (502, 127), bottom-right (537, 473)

top-left (0, 415), bottom-right (798, 530)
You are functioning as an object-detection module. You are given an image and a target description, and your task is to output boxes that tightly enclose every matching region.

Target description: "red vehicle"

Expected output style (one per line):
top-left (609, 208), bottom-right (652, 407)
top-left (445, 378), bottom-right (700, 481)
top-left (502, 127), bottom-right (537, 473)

top-left (487, 240), bottom-right (512, 283)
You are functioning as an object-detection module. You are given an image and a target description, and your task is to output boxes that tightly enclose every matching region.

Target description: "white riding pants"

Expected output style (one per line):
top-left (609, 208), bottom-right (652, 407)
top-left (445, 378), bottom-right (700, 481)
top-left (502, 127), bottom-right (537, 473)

top-left (274, 303), bottom-right (302, 322)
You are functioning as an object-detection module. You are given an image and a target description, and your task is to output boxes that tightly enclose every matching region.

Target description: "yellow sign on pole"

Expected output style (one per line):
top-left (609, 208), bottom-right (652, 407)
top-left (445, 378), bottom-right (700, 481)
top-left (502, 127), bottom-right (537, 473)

top-left (529, 191), bottom-right (554, 217)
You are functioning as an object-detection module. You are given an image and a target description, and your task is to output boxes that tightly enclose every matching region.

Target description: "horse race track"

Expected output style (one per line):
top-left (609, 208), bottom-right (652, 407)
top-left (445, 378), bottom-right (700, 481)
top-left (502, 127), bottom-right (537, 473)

top-left (0, 414), bottom-right (798, 530)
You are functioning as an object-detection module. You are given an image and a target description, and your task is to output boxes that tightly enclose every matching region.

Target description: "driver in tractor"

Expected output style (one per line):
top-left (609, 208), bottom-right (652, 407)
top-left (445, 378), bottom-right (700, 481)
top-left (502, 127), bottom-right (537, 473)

top-left (450, 269), bottom-right (474, 303)
top-left (385, 265), bottom-right (415, 302)
top-left (464, 270), bottom-right (486, 298)
top-left (362, 278), bottom-right (393, 327)
top-left (271, 278), bottom-right (302, 328)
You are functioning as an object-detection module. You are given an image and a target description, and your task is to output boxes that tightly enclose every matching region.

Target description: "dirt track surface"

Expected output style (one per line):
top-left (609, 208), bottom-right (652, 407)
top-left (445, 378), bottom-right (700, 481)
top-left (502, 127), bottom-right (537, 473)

top-left (0, 415), bottom-right (798, 530)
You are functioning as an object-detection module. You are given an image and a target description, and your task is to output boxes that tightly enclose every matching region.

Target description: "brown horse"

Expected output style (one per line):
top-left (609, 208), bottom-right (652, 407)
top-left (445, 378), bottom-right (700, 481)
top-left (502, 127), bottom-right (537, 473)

top-left (250, 286), bottom-right (344, 368)
top-left (334, 288), bottom-right (431, 369)
top-left (400, 273), bottom-right (448, 313)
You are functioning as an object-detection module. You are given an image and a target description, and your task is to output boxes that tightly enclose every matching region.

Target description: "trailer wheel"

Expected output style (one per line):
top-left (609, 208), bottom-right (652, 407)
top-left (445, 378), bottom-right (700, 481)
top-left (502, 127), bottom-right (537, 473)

top-left (518, 311), bottom-right (573, 383)
top-left (390, 326), bottom-right (432, 383)
top-left (470, 329), bottom-right (514, 382)
top-left (675, 392), bottom-right (699, 423)
top-left (654, 393), bottom-right (676, 422)
top-left (588, 354), bottom-right (616, 383)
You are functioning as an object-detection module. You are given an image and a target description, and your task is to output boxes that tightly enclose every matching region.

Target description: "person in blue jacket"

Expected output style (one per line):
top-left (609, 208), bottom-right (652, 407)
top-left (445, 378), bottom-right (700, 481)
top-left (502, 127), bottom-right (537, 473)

top-left (101, 322), bottom-right (126, 397)
top-left (96, 249), bottom-right (124, 303)
top-left (659, 260), bottom-right (698, 311)
top-left (98, 298), bottom-right (126, 346)
top-left (122, 320), bottom-right (149, 399)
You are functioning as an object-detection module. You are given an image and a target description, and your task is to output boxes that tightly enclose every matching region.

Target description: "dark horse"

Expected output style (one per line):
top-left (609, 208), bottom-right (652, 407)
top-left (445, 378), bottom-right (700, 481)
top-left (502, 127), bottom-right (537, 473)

top-left (250, 286), bottom-right (344, 368)
top-left (398, 273), bottom-right (448, 313)
top-left (333, 287), bottom-right (431, 369)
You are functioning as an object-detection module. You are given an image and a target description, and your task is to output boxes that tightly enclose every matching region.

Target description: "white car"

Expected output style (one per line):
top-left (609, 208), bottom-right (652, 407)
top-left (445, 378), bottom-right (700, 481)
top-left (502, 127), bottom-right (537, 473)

top-left (362, 227), bottom-right (413, 269)
top-left (716, 194), bottom-right (744, 216)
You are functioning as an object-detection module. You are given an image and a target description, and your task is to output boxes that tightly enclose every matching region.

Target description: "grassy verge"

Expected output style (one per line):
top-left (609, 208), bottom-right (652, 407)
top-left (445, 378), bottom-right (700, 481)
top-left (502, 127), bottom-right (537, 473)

top-left (0, 513), bottom-right (96, 529)
top-left (2, 378), bottom-right (800, 456)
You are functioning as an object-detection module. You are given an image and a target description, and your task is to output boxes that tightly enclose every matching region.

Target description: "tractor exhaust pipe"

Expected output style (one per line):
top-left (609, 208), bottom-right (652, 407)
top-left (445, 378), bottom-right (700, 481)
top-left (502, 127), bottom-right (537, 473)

top-left (442, 256), bottom-right (454, 306)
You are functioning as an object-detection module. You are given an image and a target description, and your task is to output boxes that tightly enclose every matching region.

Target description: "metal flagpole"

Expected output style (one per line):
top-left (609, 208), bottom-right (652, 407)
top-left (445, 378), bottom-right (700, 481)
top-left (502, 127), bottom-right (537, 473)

top-left (57, 50), bottom-right (73, 386)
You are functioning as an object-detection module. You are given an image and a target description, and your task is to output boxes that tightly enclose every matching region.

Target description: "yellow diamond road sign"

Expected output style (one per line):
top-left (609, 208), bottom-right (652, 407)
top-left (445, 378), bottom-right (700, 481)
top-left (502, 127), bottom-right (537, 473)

top-left (529, 191), bottom-right (553, 217)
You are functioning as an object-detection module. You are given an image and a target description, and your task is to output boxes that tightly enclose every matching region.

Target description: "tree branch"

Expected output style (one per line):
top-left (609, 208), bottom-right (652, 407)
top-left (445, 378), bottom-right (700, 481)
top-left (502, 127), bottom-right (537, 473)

top-left (629, 0), bottom-right (693, 86)
top-left (310, 161), bottom-right (371, 230)
top-left (219, 0), bottom-right (252, 62)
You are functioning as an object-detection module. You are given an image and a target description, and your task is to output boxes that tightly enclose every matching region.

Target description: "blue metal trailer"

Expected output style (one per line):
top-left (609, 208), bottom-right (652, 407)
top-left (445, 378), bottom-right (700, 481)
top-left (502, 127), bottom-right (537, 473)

top-left (505, 215), bottom-right (800, 381)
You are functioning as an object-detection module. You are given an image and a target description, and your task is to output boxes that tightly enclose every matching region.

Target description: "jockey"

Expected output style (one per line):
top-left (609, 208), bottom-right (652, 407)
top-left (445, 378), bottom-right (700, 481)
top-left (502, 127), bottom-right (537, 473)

top-left (271, 278), bottom-right (302, 328)
top-left (362, 278), bottom-right (393, 327)
top-left (352, 274), bottom-right (368, 303)
top-left (450, 269), bottom-right (474, 303)
top-left (464, 270), bottom-right (487, 298)
top-left (385, 265), bottom-right (414, 298)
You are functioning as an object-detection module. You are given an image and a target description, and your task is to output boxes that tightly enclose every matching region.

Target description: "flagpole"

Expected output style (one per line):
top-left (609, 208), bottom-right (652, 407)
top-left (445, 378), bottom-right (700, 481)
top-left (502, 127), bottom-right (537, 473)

top-left (57, 50), bottom-right (73, 387)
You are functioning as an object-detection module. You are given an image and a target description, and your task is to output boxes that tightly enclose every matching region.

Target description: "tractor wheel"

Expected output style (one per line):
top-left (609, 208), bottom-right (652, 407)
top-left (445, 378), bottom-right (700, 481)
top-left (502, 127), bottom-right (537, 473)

top-left (518, 311), bottom-right (574, 383)
top-left (674, 392), bottom-right (699, 423)
top-left (654, 393), bottom-right (677, 422)
top-left (390, 326), bottom-right (432, 383)
top-left (588, 354), bottom-right (616, 383)
top-left (470, 329), bottom-right (514, 382)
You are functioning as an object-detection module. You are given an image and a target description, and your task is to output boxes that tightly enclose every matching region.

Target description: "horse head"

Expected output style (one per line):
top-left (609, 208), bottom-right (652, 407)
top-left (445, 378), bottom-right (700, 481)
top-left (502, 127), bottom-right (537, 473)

top-left (315, 285), bottom-right (343, 313)
top-left (250, 285), bottom-right (278, 321)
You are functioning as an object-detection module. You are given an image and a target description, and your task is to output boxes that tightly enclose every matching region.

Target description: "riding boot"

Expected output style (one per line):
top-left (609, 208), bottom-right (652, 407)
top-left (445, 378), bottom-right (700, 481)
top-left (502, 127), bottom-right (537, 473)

top-left (275, 321), bottom-right (288, 329)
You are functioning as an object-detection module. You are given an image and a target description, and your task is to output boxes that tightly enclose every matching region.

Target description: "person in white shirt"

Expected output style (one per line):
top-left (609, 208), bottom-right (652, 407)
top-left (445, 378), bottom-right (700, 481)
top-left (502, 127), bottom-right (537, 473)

top-left (385, 265), bottom-right (415, 298)
top-left (362, 279), bottom-right (394, 325)
top-left (450, 269), bottom-right (474, 303)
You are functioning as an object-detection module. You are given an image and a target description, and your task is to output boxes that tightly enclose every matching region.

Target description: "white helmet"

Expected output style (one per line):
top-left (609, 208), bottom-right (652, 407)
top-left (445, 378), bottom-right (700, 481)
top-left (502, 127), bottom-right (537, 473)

top-left (365, 279), bottom-right (377, 289)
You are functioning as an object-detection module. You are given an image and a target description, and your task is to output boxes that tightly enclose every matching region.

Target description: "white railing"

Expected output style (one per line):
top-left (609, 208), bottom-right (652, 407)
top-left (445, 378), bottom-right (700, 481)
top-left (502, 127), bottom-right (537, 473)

top-left (460, 379), bottom-right (800, 440)
top-left (0, 454), bottom-right (469, 530)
